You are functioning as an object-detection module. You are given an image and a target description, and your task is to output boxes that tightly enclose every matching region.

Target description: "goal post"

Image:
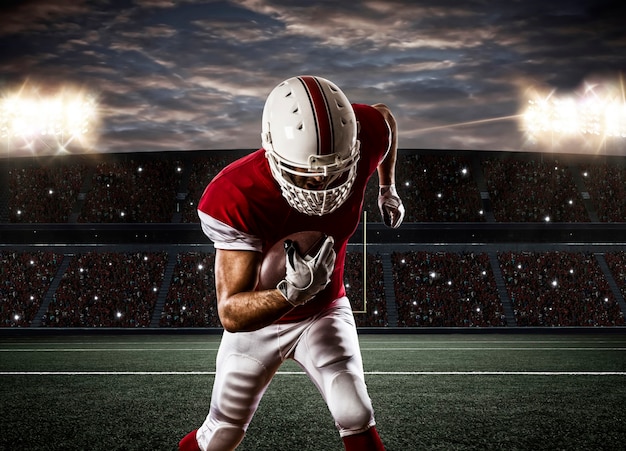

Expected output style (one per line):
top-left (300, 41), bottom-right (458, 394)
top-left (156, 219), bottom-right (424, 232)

top-left (352, 210), bottom-right (367, 314)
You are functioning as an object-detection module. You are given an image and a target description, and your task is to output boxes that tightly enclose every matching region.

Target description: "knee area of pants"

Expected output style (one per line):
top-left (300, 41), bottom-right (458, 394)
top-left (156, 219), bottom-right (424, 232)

top-left (328, 371), bottom-right (374, 432)
top-left (218, 354), bottom-right (268, 421)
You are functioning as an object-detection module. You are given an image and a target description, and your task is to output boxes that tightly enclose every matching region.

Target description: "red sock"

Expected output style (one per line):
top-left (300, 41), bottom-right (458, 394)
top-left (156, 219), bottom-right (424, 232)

top-left (179, 429), bottom-right (201, 451)
top-left (342, 426), bottom-right (385, 451)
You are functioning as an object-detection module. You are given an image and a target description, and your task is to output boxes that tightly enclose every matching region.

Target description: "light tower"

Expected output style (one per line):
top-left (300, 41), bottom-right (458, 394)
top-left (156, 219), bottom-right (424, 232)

top-left (521, 78), bottom-right (626, 155)
top-left (0, 84), bottom-right (99, 221)
top-left (1, 85), bottom-right (99, 158)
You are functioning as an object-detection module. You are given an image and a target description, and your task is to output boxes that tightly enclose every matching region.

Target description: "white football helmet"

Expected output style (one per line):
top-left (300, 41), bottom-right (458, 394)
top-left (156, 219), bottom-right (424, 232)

top-left (261, 75), bottom-right (360, 216)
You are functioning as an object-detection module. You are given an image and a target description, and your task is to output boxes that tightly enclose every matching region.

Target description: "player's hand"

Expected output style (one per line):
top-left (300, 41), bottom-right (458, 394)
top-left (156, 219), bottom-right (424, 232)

top-left (277, 235), bottom-right (336, 306)
top-left (378, 184), bottom-right (405, 228)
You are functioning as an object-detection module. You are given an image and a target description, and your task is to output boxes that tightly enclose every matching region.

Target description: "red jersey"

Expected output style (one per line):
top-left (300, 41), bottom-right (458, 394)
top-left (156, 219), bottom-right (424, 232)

top-left (198, 103), bottom-right (389, 322)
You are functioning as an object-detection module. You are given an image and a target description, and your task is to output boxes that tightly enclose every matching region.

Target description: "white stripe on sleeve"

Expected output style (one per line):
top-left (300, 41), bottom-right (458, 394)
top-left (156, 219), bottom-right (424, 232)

top-left (198, 210), bottom-right (262, 252)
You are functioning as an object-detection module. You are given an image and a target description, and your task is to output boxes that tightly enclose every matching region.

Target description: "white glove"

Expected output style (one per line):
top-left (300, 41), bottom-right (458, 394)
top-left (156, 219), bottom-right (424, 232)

top-left (378, 184), bottom-right (405, 228)
top-left (277, 235), bottom-right (336, 306)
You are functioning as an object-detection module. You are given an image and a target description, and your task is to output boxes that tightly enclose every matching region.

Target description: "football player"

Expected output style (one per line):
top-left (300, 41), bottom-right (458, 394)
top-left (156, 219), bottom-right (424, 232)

top-left (179, 75), bottom-right (405, 451)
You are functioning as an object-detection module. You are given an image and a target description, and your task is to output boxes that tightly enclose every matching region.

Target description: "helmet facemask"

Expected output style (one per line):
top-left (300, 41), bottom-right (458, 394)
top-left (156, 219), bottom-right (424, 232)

top-left (267, 144), bottom-right (360, 216)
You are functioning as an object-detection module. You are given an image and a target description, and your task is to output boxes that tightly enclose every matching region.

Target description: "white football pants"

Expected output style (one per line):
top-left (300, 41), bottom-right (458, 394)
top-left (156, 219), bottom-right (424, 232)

top-left (196, 297), bottom-right (376, 451)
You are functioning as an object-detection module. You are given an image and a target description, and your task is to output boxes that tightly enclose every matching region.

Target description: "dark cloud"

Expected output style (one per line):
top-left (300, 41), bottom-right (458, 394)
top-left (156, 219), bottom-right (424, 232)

top-left (0, 0), bottom-right (624, 156)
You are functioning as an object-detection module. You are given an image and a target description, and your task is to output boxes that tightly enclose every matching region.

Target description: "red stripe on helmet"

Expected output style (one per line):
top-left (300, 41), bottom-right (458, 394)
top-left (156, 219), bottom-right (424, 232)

top-left (299, 76), bottom-right (334, 155)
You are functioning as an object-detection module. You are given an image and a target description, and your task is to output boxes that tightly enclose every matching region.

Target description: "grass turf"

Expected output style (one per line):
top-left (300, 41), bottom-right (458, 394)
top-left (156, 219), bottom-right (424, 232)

top-left (1, 333), bottom-right (625, 450)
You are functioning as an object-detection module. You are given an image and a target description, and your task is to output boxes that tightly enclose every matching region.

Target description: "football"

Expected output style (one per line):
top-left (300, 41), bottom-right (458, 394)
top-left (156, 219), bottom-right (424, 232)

top-left (257, 230), bottom-right (327, 290)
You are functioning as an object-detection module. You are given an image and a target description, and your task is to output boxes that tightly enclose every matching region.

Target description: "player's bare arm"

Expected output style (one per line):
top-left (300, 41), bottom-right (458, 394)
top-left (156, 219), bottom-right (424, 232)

top-left (372, 103), bottom-right (398, 187)
top-left (372, 103), bottom-right (405, 228)
top-left (215, 249), bottom-right (293, 332)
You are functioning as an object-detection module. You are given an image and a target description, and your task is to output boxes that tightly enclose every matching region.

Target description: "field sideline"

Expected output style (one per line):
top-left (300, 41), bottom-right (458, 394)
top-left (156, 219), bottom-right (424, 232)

top-left (1, 333), bottom-right (626, 450)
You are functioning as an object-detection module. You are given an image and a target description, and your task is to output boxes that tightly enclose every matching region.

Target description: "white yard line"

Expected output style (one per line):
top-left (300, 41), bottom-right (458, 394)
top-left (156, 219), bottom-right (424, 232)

top-left (2, 346), bottom-right (626, 352)
top-left (1, 371), bottom-right (626, 376)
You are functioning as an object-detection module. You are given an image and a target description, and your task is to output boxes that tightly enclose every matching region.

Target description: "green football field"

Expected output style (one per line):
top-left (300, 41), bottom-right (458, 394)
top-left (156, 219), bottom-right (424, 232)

top-left (1, 332), bottom-right (626, 450)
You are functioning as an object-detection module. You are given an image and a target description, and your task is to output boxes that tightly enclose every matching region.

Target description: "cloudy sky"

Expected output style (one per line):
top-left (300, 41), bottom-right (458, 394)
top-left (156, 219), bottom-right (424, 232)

top-left (0, 0), bottom-right (625, 157)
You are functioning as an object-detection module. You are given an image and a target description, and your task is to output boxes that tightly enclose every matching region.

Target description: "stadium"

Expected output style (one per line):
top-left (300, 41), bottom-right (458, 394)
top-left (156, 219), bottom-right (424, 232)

top-left (1, 2), bottom-right (626, 449)
top-left (1, 148), bottom-right (626, 330)
top-left (1, 146), bottom-right (625, 450)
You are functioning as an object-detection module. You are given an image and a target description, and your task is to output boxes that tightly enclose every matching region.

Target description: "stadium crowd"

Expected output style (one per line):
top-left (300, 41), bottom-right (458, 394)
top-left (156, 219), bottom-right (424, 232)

top-left (8, 163), bottom-right (87, 223)
top-left (40, 252), bottom-right (167, 327)
top-left (180, 155), bottom-right (239, 223)
top-left (344, 252), bottom-right (388, 327)
top-left (482, 158), bottom-right (590, 222)
top-left (361, 153), bottom-right (485, 223)
top-left (498, 251), bottom-right (624, 326)
top-left (78, 160), bottom-right (183, 223)
top-left (2, 151), bottom-right (625, 329)
top-left (580, 163), bottom-right (626, 222)
top-left (604, 251), bottom-right (626, 300)
top-left (159, 252), bottom-right (220, 327)
top-left (1, 249), bottom-right (625, 328)
top-left (392, 251), bottom-right (506, 327)
top-left (158, 251), bottom-right (388, 328)
top-left (4, 152), bottom-right (625, 225)
top-left (0, 251), bottom-right (63, 326)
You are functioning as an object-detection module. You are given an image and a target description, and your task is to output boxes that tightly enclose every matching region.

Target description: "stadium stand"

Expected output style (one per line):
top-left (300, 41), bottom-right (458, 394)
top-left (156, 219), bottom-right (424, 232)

top-left (604, 251), bottom-right (626, 301)
top-left (40, 251), bottom-right (167, 327)
top-left (159, 252), bottom-right (220, 327)
top-left (180, 155), bottom-right (239, 224)
top-left (362, 153), bottom-right (485, 223)
top-left (1, 149), bottom-right (625, 329)
top-left (157, 251), bottom-right (389, 328)
top-left (77, 159), bottom-right (183, 223)
top-left (498, 251), bottom-right (624, 326)
top-left (579, 163), bottom-right (626, 222)
top-left (344, 251), bottom-right (388, 327)
top-left (0, 251), bottom-right (63, 326)
top-left (9, 163), bottom-right (87, 223)
top-left (482, 157), bottom-right (590, 222)
top-left (392, 251), bottom-right (506, 327)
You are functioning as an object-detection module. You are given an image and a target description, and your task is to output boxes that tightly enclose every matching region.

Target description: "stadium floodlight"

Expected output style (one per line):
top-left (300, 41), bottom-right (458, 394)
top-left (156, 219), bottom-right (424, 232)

top-left (0, 84), bottom-right (99, 156)
top-left (521, 78), bottom-right (626, 151)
